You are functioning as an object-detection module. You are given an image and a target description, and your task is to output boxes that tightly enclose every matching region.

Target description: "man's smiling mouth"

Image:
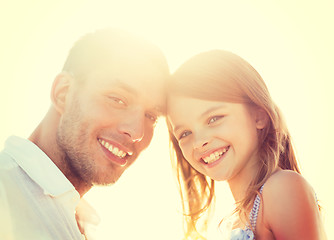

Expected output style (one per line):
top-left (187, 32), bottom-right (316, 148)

top-left (98, 138), bottom-right (133, 158)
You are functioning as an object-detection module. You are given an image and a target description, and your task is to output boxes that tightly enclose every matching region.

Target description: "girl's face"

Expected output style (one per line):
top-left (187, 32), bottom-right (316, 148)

top-left (167, 95), bottom-right (264, 182)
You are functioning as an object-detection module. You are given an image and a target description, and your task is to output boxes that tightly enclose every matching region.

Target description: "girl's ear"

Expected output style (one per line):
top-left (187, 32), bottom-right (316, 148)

top-left (255, 108), bottom-right (269, 130)
top-left (51, 73), bottom-right (71, 114)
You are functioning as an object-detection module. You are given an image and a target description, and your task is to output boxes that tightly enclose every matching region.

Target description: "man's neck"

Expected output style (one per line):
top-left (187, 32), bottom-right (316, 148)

top-left (29, 107), bottom-right (92, 197)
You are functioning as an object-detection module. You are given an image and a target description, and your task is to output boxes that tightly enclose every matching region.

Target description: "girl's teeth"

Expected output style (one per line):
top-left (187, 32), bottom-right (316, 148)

top-left (203, 147), bottom-right (228, 164)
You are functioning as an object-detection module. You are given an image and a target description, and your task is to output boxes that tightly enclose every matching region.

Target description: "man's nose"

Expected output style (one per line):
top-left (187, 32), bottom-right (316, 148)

top-left (118, 109), bottom-right (145, 143)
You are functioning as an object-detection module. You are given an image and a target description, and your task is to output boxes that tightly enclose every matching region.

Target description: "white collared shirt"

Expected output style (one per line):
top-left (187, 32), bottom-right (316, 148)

top-left (0, 136), bottom-right (84, 240)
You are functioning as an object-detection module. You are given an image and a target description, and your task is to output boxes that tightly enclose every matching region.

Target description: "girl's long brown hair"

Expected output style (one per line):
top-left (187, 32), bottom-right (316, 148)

top-left (167, 50), bottom-right (300, 239)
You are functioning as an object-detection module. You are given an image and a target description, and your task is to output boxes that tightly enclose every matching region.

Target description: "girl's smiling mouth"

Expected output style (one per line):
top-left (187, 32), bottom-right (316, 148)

top-left (200, 146), bottom-right (230, 165)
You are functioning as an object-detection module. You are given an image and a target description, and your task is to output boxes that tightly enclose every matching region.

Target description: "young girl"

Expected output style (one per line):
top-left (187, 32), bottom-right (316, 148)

top-left (166, 50), bottom-right (326, 240)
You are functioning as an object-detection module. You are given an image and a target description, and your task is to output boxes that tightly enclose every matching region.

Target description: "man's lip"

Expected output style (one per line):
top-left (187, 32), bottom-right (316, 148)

top-left (98, 138), bottom-right (134, 167)
top-left (98, 137), bottom-right (133, 156)
top-left (100, 145), bottom-right (127, 166)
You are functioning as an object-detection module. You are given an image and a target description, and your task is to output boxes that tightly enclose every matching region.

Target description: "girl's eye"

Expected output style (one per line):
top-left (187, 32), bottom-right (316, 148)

top-left (178, 131), bottom-right (192, 140)
top-left (208, 115), bottom-right (224, 124)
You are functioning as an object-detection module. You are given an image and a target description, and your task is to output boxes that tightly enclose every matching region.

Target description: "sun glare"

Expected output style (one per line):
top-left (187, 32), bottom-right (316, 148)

top-left (1, 0), bottom-right (333, 239)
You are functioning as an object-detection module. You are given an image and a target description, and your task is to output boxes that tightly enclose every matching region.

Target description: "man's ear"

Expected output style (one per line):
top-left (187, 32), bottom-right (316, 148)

top-left (255, 108), bottom-right (269, 130)
top-left (51, 73), bottom-right (71, 114)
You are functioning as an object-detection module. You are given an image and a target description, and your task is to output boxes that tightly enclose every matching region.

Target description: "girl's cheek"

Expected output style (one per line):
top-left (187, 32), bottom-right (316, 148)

top-left (181, 145), bottom-right (191, 160)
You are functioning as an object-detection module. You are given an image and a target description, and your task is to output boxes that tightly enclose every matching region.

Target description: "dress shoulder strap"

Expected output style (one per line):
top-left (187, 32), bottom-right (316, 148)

top-left (249, 184), bottom-right (264, 231)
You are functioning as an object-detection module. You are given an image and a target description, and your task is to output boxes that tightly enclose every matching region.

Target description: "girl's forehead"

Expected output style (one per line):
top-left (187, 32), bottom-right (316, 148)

top-left (168, 95), bottom-right (229, 107)
top-left (167, 95), bottom-right (230, 122)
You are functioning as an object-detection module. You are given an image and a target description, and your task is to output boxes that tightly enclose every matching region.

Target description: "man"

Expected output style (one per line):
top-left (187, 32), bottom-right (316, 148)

top-left (0, 28), bottom-right (170, 239)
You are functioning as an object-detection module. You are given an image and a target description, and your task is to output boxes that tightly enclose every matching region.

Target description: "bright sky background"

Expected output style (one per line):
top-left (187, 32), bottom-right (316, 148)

top-left (1, 0), bottom-right (333, 239)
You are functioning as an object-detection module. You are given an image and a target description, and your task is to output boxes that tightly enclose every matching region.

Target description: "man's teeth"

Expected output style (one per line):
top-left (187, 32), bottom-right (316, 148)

top-left (99, 139), bottom-right (127, 158)
top-left (203, 147), bottom-right (229, 164)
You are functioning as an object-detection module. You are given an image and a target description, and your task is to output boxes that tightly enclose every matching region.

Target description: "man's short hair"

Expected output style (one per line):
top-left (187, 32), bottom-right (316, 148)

top-left (62, 28), bottom-right (169, 81)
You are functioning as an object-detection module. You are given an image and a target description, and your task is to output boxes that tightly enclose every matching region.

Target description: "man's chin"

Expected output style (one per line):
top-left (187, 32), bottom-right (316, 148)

top-left (91, 173), bottom-right (124, 186)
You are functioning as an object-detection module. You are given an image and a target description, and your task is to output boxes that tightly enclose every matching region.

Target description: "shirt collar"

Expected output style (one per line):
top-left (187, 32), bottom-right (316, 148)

top-left (4, 135), bottom-right (79, 198)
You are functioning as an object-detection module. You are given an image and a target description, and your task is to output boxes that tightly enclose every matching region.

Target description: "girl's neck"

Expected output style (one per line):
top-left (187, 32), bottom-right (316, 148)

top-left (227, 158), bottom-right (261, 203)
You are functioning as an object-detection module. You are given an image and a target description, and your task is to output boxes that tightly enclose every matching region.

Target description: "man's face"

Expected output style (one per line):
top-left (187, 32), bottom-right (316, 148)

top-left (56, 53), bottom-right (167, 186)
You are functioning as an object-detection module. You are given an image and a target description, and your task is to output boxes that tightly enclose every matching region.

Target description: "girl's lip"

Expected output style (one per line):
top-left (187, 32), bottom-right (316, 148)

top-left (199, 146), bottom-right (230, 168)
top-left (198, 145), bottom-right (230, 162)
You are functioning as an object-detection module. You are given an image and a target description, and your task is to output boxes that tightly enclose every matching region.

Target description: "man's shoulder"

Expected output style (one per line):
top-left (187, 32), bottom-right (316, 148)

top-left (0, 135), bottom-right (28, 170)
top-left (0, 147), bottom-right (30, 194)
top-left (0, 150), bottom-right (19, 171)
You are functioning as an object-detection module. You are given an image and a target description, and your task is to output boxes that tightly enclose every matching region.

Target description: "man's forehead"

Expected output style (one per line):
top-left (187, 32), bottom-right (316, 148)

top-left (154, 105), bottom-right (166, 116)
top-left (113, 79), bottom-right (166, 114)
top-left (93, 56), bottom-right (166, 79)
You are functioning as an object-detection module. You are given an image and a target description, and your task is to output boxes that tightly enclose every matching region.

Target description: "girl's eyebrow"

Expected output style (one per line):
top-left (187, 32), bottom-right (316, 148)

top-left (172, 104), bottom-right (227, 133)
top-left (173, 125), bottom-right (183, 133)
top-left (200, 104), bottom-right (227, 118)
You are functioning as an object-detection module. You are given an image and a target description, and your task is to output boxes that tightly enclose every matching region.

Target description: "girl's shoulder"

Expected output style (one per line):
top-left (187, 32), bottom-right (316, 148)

top-left (260, 170), bottom-right (320, 238)
top-left (265, 169), bottom-right (312, 191)
top-left (263, 169), bottom-right (316, 208)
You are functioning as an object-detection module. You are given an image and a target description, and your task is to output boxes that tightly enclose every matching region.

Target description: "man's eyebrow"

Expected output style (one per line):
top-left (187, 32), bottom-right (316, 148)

top-left (112, 79), bottom-right (137, 95)
top-left (113, 79), bottom-right (166, 116)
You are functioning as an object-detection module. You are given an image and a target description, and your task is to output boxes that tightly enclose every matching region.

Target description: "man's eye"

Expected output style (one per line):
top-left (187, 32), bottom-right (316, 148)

top-left (145, 113), bottom-right (157, 122)
top-left (178, 131), bottom-right (191, 140)
top-left (109, 97), bottom-right (126, 105)
top-left (208, 115), bottom-right (224, 124)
